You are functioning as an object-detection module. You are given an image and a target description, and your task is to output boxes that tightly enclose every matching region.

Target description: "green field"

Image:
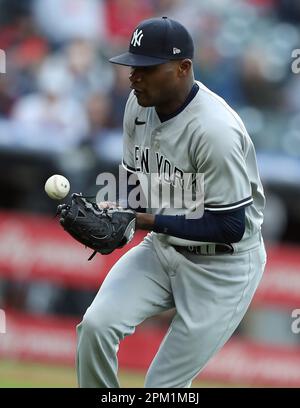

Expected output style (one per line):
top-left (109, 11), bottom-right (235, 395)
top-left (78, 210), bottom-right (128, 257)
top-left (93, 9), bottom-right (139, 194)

top-left (0, 359), bottom-right (231, 388)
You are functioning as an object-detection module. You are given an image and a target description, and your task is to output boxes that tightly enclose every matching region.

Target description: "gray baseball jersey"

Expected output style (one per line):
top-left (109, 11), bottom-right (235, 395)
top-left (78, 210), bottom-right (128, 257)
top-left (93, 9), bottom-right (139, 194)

top-left (122, 80), bottom-right (265, 246)
top-left (76, 81), bottom-right (267, 388)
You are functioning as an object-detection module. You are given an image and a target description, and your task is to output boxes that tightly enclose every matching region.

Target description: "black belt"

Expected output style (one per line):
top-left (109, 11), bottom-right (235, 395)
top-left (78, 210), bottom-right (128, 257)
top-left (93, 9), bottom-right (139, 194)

top-left (173, 243), bottom-right (234, 256)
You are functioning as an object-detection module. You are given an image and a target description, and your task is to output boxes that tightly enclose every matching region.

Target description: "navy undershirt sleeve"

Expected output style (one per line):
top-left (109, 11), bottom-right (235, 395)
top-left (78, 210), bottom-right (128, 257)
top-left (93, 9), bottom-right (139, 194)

top-left (153, 207), bottom-right (246, 243)
top-left (122, 170), bottom-right (245, 242)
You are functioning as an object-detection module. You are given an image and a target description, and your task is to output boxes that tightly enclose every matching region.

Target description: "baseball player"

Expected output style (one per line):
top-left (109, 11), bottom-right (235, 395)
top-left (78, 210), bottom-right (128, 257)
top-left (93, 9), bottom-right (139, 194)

top-left (76, 17), bottom-right (266, 388)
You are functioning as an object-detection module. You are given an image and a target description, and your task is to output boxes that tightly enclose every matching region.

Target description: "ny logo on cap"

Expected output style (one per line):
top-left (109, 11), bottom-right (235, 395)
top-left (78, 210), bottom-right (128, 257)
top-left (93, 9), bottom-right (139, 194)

top-left (131, 29), bottom-right (144, 47)
top-left (173, 47), bottom-right (181, 55)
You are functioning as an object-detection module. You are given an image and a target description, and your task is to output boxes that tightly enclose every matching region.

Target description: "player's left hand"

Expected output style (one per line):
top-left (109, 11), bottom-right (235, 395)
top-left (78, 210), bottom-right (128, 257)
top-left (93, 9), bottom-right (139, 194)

top-left (57, 193), bottom-right (136, 260)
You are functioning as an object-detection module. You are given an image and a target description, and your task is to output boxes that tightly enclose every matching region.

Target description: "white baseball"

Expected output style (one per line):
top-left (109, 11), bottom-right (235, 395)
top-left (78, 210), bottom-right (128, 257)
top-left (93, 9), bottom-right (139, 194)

top-left (44, 174), bottom-right (70, 200)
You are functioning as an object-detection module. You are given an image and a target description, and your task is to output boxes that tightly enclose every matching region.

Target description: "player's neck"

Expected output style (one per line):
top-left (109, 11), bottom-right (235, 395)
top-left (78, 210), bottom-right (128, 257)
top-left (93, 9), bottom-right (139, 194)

top-left (155, 78), bottom-right (195, 116)
top-left (155, 78), bottom-right (195, 117)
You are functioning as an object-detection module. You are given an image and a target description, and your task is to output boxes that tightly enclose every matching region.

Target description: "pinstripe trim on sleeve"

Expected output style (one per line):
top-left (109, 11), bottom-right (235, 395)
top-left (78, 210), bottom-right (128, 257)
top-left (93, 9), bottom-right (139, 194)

top-left (205, 196), bottom-right (253, 212)
top-left (122, 159), bottom-right (136, 173)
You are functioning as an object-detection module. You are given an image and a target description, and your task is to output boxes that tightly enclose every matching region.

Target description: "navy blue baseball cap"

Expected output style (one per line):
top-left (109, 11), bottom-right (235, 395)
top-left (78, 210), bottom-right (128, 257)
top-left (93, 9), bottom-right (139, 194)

top-left (109, 16), bottom-right (194, 67)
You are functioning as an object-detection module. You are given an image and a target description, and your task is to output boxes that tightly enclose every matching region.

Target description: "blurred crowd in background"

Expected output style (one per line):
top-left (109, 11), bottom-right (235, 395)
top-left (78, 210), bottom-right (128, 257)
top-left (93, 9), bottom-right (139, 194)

top-left (0, 0), bottom-right (300, 151)
top-left (0, 0), bottom-right (300, 328)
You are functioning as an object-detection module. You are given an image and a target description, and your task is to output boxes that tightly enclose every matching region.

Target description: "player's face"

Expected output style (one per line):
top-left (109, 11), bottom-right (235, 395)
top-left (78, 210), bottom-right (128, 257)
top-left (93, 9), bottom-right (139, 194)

top-left (129, 62), bottom-right (184, 109)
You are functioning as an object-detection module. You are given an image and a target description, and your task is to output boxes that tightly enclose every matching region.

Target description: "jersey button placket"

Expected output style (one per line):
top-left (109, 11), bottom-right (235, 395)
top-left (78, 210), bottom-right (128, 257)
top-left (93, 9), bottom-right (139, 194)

top-left (152, 129), bottom-right (161, 150)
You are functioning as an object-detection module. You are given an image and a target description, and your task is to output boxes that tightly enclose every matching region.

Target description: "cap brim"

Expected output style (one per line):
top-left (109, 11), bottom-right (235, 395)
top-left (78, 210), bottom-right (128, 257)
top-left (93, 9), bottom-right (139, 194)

top-left (109, 52), bottom-right (168, 67)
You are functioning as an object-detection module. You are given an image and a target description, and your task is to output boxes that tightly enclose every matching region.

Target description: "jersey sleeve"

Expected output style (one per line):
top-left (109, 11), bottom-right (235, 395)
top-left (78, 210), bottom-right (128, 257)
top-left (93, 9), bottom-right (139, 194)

top-left (194, 119), bottom-right (253, 213)
top-left (122, 91), bottom-right (137, 173)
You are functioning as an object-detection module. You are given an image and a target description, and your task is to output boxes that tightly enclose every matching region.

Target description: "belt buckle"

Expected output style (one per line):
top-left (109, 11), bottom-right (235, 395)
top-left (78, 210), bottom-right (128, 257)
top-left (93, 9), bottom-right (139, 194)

top-left (217, 243), bottom-right (234, 254)
top-left (186, 244), bottom-right (233, 255)
top-left (188, 245), bottom-right (197, 254)
top-left (187, 245), bottom-right (208, 255)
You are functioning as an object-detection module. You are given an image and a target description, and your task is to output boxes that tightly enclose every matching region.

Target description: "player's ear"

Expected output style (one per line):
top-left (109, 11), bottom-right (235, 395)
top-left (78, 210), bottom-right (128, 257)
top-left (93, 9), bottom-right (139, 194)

top-left (178, 59), bottom-right (192, 77)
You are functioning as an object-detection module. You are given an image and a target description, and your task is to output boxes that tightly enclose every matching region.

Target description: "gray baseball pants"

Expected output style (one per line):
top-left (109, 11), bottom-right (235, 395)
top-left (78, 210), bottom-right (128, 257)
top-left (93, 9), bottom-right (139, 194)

top-left (76, 231), bottom-right (266, 387)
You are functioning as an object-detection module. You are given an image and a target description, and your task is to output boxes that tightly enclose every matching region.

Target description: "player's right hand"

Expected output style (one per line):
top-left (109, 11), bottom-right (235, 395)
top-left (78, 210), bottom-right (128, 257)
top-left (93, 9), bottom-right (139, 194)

top-left (97, 201), bottom-right (118, 209)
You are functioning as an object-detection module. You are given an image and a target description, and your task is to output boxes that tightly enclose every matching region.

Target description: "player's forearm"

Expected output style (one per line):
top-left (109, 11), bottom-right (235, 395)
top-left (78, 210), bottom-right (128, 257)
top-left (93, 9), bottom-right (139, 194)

top-left (136, 213), bottom-right (155, 230)
top-left (136, 208), bottom-right (245, 243)
top-left (153, 208), bottom-right (246, 243)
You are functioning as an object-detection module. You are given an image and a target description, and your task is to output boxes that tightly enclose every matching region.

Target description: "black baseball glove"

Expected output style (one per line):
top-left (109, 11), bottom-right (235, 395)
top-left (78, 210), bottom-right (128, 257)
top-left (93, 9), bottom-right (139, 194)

top-left (57, 193), bottom-right (136, 260)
